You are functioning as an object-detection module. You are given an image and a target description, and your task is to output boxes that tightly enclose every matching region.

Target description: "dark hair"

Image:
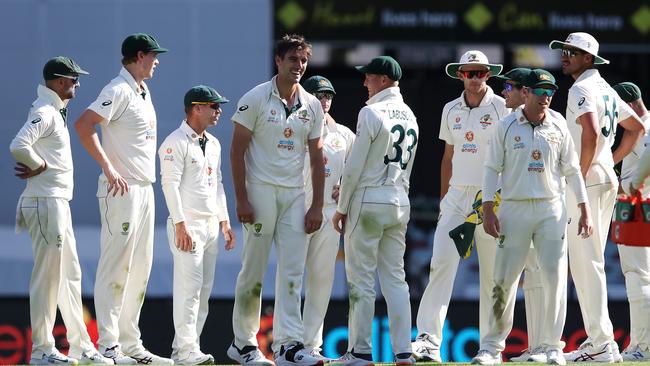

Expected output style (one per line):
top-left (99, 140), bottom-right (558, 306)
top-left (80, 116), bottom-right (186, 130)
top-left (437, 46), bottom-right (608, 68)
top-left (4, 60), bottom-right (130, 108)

top-left (122, 55), bottom-right (138, 65)
top-left (274, 34), bottom-right (312, 59)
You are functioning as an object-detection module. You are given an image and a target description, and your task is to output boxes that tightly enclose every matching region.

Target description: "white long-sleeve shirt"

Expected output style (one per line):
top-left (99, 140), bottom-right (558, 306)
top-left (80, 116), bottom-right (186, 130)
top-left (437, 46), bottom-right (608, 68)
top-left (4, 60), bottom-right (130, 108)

top-left (159, 121), bottom-right (229, 224)
top-left (10, 85), bottom-right (73, 200)
top-left (621, 114), bottom-right (650, 195)
top-left (337, 87), bottom-right (418, 214)
top-left (483, 108), bottom-right (587, 204)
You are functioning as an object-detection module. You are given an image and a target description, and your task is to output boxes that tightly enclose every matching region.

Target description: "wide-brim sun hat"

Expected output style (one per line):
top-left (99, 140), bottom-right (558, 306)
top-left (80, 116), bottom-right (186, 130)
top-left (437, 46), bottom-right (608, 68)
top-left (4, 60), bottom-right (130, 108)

top-left (549, 32), bottom-right (609, 65)
top-left (445, 50), bottom-right (503, 79)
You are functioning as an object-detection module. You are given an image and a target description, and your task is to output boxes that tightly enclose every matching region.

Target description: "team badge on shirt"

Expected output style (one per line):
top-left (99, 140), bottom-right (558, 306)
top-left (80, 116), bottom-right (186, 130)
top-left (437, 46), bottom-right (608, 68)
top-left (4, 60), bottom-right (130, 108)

top-left (268, 109), bottom-right (281, 123)
top-left (514, 135), bottom-right (525, 150)
top-left (479, 114), bottom-right (492, 129)
top-left (461, 130), bottom-right (478, 153)
top-left (453, 116), bottom-right (462, 130)
top-left (298, 109), bottom-right (311, 123)
top-left (528, 149), bottom-right (544, 172)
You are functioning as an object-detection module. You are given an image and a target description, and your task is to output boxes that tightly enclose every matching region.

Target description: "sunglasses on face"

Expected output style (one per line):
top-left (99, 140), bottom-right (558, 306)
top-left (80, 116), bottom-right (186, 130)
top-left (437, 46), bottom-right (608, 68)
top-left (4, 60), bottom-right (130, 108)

top-left (54, 73), bottom-right (79, 83)
top-left (530, 88), bottom-right (556, 97)
top-left (561, 49), bottom-right (584, 58)
top-left (503, 83), bottom-right (521, 92)
top-left (192, 102), bottom-right (221, 110)
top-left (461, 70), bottom-right (489, 79)
top-left (314, 92), bottom-right (334, 101)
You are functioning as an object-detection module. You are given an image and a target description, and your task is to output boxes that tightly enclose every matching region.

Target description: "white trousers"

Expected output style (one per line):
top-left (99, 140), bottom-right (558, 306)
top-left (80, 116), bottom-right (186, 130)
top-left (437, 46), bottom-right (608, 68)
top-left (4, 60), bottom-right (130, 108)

top-left (523, 250), bottom-right (545, 350)
top-left (168, 215), bottom-right (219, 359)
top-left (481, 198), bottom-right (568, 353)
top-left (416, 186), bottom-right (496, 347)
top-left (303, 205), bottom-right (339, 350)
top-left (344, 188), bottom-right (412, 356)
top-left (232, 183), bottom-right (308, 352)
top-left (20, 197), bottom-right (95, 359)
top-left (566, 184), bottom-right (616, 348)
top-left (618, 244), bottom-right (650, 347)
top-left (94, 178), bottom-right (155, 353)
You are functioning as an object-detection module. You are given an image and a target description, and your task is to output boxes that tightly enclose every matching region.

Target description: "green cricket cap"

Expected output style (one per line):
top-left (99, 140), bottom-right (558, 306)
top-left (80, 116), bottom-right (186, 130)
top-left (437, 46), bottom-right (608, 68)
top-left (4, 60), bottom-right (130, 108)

top-left (494, 68), bottom-right (531, 85)
top-left (355, 56), bottom-right (402, 81)
top-left (303, 75), bottom-right (336, 94)
top-left (523, 68), bottom-right (558, 89)
top-left (122, 33), bottom-right (169, 57)
top-left (184, 85), bottom-right (229, 107)
top-left (613, 82), bottom-right (642, 103)
top-left (43, 56), bottom-right (89, 80)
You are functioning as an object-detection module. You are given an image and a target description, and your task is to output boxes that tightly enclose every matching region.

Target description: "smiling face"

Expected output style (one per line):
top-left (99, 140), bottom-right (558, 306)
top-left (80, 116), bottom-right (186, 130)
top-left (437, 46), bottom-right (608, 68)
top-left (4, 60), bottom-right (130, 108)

top-left (523, 85), bottom-right (555, 114)
top-left (275, 48), bottom-right (309, 86)
top-left (502, 81), bottom-right (525, 108)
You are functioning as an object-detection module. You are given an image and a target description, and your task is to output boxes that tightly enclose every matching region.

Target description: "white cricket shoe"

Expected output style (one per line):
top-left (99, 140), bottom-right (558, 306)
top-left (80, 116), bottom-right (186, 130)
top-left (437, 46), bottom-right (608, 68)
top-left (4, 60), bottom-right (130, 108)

top-left (173, 351), bottom-right (214, 365)
top-left (610, 342), bottom-right (622, 363)
top-left (546, 349), bottom-right (566, 365)
top-left (564, 342), bottom-right (614, 363)
top-left (73, 349), bottom-right (114, 364)
top-left (330, 352), bottom-right (373, 366)
top-left (274, 343), bottom-right (325, 366)
top-left (510, 346), bottom-right (547, 363)
top-left (471, 350), bottom-right (502, 365)
top-left (305, 348), bottom-right (330, 363)
top-left (227, 343), bottom-right (275, 366)
top-left (509, 349), bottom-right (532, 363)
top-left (124, 349), bottom-right (174, 365)
top-left (411, 333), bottom-right (441, 362)
top-left (101, 346), bottom-right (136, 365)
top-left (30, 351), bottom-right (79, 365)
top-left (621, 344), bottom-right (650, 361)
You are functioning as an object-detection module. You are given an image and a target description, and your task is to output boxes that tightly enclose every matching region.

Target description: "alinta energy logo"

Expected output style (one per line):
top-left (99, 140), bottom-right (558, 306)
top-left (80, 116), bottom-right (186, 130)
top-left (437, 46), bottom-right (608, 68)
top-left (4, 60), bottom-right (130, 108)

top-left (464, 2), bottom-right (493, 32)
top-left (631, 4), bottom-right (650, 35)
top-left (277, 0), bottom-right (306, 30)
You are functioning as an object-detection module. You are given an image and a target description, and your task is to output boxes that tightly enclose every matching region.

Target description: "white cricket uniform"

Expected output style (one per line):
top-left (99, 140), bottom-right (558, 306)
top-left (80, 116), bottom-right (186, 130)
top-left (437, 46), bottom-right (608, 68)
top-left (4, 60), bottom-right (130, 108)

top-left (481, 108), bottom-right (587, 353)
top-left (302, 118), bottom-right (355, 350)
top-left (618, 114), bottom-right (650, 350)
top-left (337, 86), bottom-right (418, 356)
top-left (159, 121), bottom-right (229, 360)
top-left (564, 69), bottom-right (634, 348)
top-left (10, 85), bottom-right (98, 360)
top-left (231, 76), bottom-right (324, 352)
top-left (87, 67), bottom-right (157, 353)
top-left (417, 87), bottom-right (508, 349)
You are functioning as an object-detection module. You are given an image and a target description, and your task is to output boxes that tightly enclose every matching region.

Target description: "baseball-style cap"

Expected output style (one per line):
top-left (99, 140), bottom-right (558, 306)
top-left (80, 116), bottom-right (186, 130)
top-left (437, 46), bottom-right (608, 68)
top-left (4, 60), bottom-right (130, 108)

top-left (613, 82), bottom-right (642, 103)
top-left (184, 85), bottom-right (229, 108)
top-left (523, 69), bottom-right (558, 89)
top-left (43, 56), bottom-right (89, 80)
top-left (549, 32), bottom-right (609, 65)
top-left (494, 68), bottom-right (531, 85)
top-left (122, 33), bottom-right (169, 57)
top-left (445, 50), bottom-right (503, 79)
top-left (303, 75), bottom-right (336, 94)
top-left (355, 56), bottom-right (402, 81)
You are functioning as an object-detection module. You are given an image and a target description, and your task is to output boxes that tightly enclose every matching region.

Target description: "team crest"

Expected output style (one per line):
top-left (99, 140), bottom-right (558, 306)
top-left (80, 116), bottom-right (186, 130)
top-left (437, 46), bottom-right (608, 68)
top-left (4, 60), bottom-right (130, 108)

top-left (479, 114), bottom-right (492, 129)
top-left (284, 127), bottom-right (293, 138)
top-left (122, 222), bottom-right (130, 235)
top-left (253, 223), bottom-right (263, 237)
top-left (319, 79), bottom-right (329, 87)
top-left (539, 74), bottom-right (551, 81)
top-left (514, 136), bottom-right (521, 142)
top-left (468, 53), bottom-right (479, 62)
top-left (465, 131), bottom-right (474, 142)
top-left (298, 109), bottom-right (310, 122)
top-left (455, 116), bottom-right (461, 123)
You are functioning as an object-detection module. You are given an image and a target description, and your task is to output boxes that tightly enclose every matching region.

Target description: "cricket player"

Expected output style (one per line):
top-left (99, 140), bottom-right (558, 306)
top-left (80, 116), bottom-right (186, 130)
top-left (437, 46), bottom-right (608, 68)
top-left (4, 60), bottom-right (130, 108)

top-left (11, 57), bottom-right (113, 365)
top-left (75, 33), bottom-right (173, 365)
top-left (549, 32), bottom-right (645, 362)
top-left (227, 34), bottom-right (326, 366)
top-left (159, 85), bottom-right (235, 365)
top-left (612, 82), bottom-right (650, 362)
top-left (472, 69), bottom-right (592, 366)
top-left (332, 55), bottom-right (418, 365)
top-left (301, 76), bottom-right (355, 361)
top-left (412, 51), bottom-right (508, 362)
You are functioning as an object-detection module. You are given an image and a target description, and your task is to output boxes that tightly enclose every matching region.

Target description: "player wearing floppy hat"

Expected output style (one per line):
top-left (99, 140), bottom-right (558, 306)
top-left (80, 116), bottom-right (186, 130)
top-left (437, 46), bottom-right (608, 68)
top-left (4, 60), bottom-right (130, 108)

top-left (332, 56), bottom-right (417, 365)
top-left (474, 68), bottom-right (591, 366)
top-left (550, 33), bottom-right (645, 363)
top-left (11, 58), bottom-right (113, 365)
top-left (74, 33), bottom-right (172, 365)
top-left (612, 82), bottom-right (650, 362)
top-left (300, 76), bottom-right (355, 361)
top-left (160, 85), bottom-right (233, 365)
top-left (412, 51), bottom-right (508, 363)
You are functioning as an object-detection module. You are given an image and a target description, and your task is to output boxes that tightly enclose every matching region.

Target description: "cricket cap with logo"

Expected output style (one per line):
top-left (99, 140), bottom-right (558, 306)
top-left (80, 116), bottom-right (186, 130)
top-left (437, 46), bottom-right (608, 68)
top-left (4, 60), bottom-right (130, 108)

top-left (303, 75), bottom-right (336, 95)
top-left (494, 68), bottom-right (531, 85)
top-left (184, 85), bottom-right (229, 108)
top-left (445, 50), bottom-right (503, 79)
top-left (613, 82), bottom-right (642, 103)
top-left (122, 33), bottom-right (169, 58)
top-left (355, 56), bottom-right (402, 81)
top-left (549, 32), bottom-right (609, 65)
top-left (43, 56), bottom-right (89, 80)
top-left (523, 69), bottom-right (558, 89)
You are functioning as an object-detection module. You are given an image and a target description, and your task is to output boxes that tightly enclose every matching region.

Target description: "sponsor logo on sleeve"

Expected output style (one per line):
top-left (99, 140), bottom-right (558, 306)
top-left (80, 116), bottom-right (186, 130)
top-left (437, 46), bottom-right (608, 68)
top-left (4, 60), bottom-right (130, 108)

top-left (30, 118), bottom-right (42, 124)
top-left (239, 105), bottom-right (249, 111)
top-left (101, 100), bottom-right (112, 107)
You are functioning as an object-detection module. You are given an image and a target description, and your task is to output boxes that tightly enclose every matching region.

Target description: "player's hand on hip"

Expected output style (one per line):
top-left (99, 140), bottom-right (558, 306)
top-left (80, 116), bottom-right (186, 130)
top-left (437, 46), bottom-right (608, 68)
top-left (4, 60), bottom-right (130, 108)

top-left (577, 203), bottom-right (594, 239)
top-left (220, 220), bottom-right (235, 250)
top-left (14, 162), bottom-right (46, 179)
top-left (332, 211), bottom-right (347, 234)
top-left (236, 199), bottom-right (255, 224)
top-left (482, 210), bottom-right (501, 239)
top-left (175, 221), bottom-right (194, 252)
top-left (103, 165), bottom-right (129, 197)
top-left (331, 184), bottom-right (340, 203)
top-left (304, 206), bottom-right (323, 234)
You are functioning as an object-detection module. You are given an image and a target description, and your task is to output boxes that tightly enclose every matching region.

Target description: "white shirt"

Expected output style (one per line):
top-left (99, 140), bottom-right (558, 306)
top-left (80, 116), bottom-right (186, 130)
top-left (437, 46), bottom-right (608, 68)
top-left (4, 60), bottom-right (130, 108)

top-left (88, 67), bottom-right (158, 183)
top-left (621, 114), bottom-right (650, 195)
top-left (231, 76), bottom-right (324, 188)
top-left (159, 121), bottom-right (229, 224)
top-left (10, 85), bottom-right (73, 200)
top-left (565, 69), bottom-right (634, 185)
top-left (337, 87), bottom-right (418, 214)
top-left (439, 86), bottom-right (509, 187)
top-left (304, 118), bottom-right (355, 208)
top-left (483, 108), bottom-right (586, 203)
